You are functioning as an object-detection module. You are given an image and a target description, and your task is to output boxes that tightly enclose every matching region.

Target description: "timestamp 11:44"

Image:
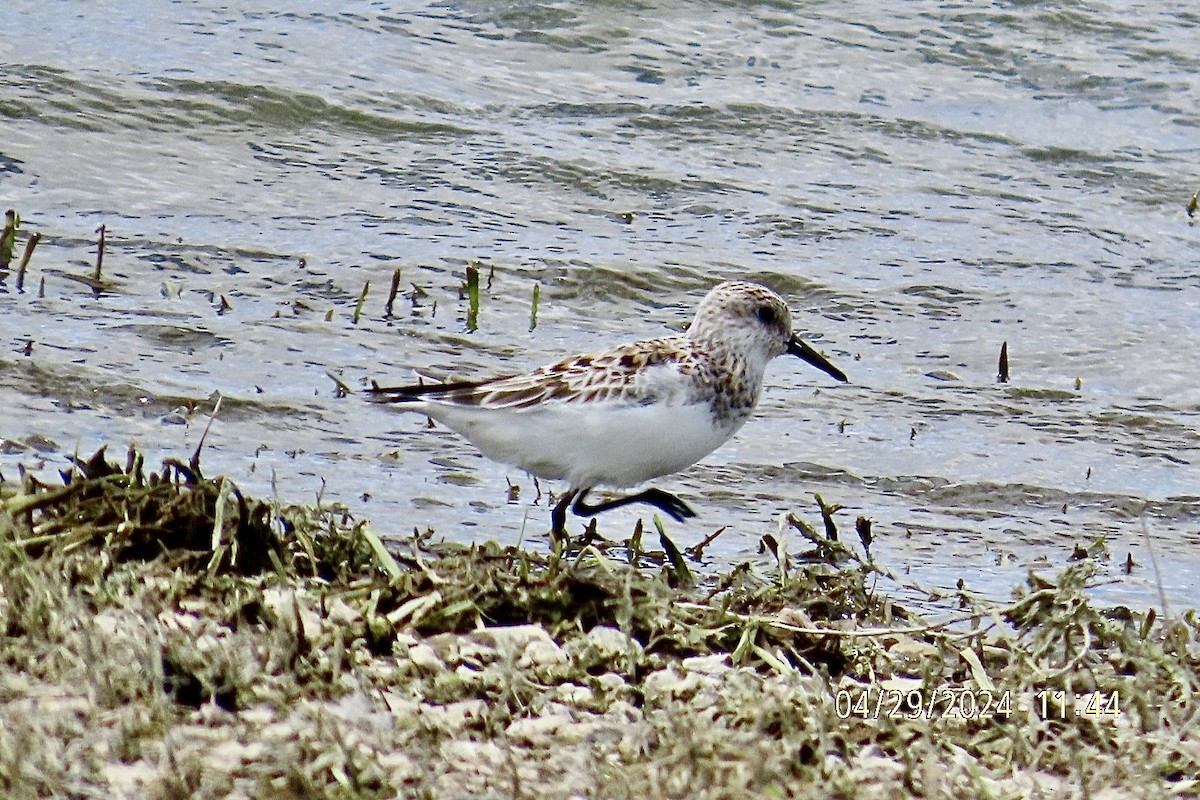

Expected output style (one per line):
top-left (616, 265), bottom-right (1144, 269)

top-left (1037, 690), bottom-right (1121, 719)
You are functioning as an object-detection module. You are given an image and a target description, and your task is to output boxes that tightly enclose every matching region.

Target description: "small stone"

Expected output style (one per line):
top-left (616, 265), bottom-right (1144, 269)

top-left (776, 607), bottom-right (816, 629)
top-left (507, 713), bottom-right (566, 745)
top-left (851, 745), bottom-right (906, 783)
top-left (887, 637), bottom-right (940, 669)
top-left (261, 588), bottom-right (324, 639)
top-left (420, 699), bottom-right (487, 734)
top-left (878, 676), bottom-right (923, 694)
top-left (519, 637), bottom-right (568, 669)
top-left (378, 750), bottom-right (417, 782)
top-left (428, 632), bottom-right (497, 667)
top-left (555, 683), bottom-right (594, 706)
top-left (407, 642), bottom-right (445, 673)
top-left (208, 738), bottom-right (259, 768)
top-left (470, 624), bottom-right (554, 658)
top-left (325, 598), bottom-right (361, 627)
top-left (455, 664), bottom-right (485, 686)
top-left (681, 654), bottom-right (731, 675)
top-left (567, 626), bottom-right (643, 674)
top-left (643, 667), bottom-right (713, 701)
top-left (554, 719), bottom-right (610, 746)
top-left (197, 701), bottom-right (235, 726)
top-left (585, 626), bottom-right (639, 660)
top-left (238, 707), bottom-right (275, 726)
top-left (441, 739), bottom-right (507, 772)
top-left (593, 672), bottom-right (628, 693)
top-left (380, 692), bottom-right (420, 721)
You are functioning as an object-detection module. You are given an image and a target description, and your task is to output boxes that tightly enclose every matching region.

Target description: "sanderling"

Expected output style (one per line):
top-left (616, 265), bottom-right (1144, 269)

top-left (368, 280), bottom-right (847, 537)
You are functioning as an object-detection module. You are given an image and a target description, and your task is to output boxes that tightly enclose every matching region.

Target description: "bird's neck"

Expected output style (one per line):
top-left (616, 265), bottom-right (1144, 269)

top-left (692, 341), bottom-right (768, 427)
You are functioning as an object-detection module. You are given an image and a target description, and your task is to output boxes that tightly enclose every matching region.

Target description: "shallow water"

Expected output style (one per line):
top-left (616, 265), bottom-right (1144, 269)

top-left (2, 1), bottom-right (1198, 611)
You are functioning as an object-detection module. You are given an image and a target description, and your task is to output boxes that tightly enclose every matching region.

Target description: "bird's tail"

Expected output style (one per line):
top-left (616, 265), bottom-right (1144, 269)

top-left (366, 377), bottom-right (487, 404)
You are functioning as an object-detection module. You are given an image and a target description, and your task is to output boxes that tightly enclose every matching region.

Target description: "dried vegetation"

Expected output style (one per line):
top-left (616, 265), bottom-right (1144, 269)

top-left (0, 447), bottom-right (1197, 798)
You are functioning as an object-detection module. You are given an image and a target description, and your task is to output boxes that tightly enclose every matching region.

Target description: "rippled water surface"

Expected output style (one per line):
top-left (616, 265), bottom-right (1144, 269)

top-left (3, 1), bottom-right (1198, 610)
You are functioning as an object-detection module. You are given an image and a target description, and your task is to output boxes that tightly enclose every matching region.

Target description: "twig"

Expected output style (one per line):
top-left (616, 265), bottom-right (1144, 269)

top-left (466, 264), bottom-right (480, 331)
top-left (3, 479), bottom-right (85, 517)
top-left (814, 493), bottom-right (841, 541)
top-left (675, 586), bottom-right (1065, 640)
top-left (0, 209), bottom-right (16, 268)
top-left (324, 371), bottom-right (353, 398)
top-left (384, 268), bottom-right (402, 318)
top-left (359, 524), bottom-right (404, 582)
top-left (93, 224), bottom-right (106, 283)
top-left (16, 232), bottom-right (39, 292)
top-left (1142, 516), bottom-right (1170, 618)
top-left (685, 526), bottom-right (726, 560)
top-left (655, 515), bottom-right (692, 587)
top-left (189, 393), bottom-right (223, 475)
top-left (353, 280), bottom-right (369, 325)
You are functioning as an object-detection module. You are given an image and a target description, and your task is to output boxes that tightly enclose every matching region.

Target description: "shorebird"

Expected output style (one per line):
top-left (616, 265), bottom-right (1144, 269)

top-left (368, 281), bottom-right (847, 536)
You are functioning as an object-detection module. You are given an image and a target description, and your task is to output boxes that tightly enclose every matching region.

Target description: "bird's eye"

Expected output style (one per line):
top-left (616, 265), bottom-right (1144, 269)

top-left (756, 304), bottom-right (777, 326)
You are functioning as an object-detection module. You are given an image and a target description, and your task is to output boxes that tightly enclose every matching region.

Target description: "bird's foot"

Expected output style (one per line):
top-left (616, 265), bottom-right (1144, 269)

top-left (637, 488), bottom-right (697, 523)
top-left (571, 487), bottom-right (695, 524)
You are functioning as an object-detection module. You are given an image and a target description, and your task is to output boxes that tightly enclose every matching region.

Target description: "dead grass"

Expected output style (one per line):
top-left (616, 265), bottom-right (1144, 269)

top-left (1, 446), bottom-right (1197, 798)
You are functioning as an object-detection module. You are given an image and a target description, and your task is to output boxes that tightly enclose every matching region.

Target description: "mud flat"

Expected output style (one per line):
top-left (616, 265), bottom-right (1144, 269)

top-left (1, 447), bottom-right (1196, 799)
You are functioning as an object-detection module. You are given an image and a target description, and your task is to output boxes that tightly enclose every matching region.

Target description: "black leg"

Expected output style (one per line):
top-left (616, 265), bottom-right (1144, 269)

top-left (571, 487), bottom-right (696, 524)
top-left (551, 488), bottom-right (580, 539)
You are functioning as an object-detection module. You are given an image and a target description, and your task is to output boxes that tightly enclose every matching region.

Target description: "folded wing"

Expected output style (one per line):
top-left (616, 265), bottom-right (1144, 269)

top-left (367, 337), bottom-right (696, 411)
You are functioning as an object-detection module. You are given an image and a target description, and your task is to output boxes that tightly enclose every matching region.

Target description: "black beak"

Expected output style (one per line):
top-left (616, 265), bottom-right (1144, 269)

top-left (787, 335), bottom-right (848, 383)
